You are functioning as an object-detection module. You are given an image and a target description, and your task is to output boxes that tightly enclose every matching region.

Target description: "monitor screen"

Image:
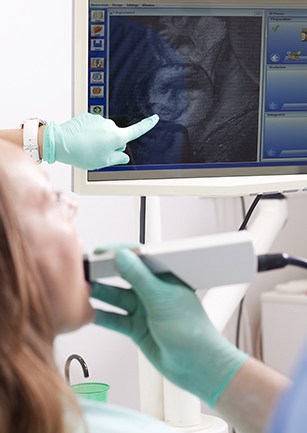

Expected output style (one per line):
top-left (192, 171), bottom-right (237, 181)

top-left (73, 0), bottom-right (307, 196)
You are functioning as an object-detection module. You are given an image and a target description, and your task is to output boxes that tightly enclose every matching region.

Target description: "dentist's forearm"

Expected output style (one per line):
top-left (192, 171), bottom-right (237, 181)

top-left (0, 129), bottom-right (23, 147)
top-left (0, 126), bottom-right (46, 158)
top-left (216, 357), bottom-right (291, 433)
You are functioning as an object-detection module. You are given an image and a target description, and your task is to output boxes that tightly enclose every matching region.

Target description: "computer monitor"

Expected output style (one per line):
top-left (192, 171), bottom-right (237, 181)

top-left (72, 0), bottom-right (307, 196)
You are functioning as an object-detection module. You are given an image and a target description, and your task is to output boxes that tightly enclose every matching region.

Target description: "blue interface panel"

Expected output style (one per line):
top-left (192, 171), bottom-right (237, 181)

top-left (87, 2), bottom-right (307, 179)
top-left (265, 14), bottom-right (307, 159)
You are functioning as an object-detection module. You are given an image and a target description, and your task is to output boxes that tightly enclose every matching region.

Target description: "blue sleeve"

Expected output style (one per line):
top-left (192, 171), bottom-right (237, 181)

top-left (266, 342), bottom-right (307, 432)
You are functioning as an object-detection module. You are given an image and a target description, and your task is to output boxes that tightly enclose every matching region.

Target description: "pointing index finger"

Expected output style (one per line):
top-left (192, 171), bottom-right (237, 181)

top-left (122, 114), bottom-right (159, 143)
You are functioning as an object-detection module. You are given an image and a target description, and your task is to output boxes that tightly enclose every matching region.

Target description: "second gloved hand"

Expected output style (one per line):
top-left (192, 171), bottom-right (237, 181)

top-left (43, 112), bottom-right (159, 169)
top-left (91, 248), bottom-right (249, 408)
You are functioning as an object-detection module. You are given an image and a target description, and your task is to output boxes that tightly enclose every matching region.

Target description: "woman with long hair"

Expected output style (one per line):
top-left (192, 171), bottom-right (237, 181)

top-left (0, 140), bottom-right (90, 433)
top-left (0, 139), bottom-right (178, 433)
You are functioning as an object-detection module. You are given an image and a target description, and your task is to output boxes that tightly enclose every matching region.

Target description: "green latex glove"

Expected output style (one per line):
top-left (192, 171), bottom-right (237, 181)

top-left (43, 113), bottom-right (159, 169)
top-left (91, 248), bottom-right (249, 408)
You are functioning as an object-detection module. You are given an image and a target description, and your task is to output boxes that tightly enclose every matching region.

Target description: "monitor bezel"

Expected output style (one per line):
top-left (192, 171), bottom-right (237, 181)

top-left (72, 0), bottom-right (307, 196)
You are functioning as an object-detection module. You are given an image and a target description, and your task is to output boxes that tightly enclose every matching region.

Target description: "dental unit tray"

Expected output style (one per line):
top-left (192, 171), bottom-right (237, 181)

top-left (83, 231), bottom-right (257, 291)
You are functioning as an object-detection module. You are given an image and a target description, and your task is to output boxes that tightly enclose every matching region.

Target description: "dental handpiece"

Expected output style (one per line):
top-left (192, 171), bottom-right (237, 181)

top-left (82, 231), bottom-right (256, 291)
top-left (83, 249), bottom-right (167, 283)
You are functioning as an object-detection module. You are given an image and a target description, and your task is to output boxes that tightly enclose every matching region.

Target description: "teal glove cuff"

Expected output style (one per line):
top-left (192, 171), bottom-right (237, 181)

top-left (42, 122), bottom-right (54, 163)
top-left (43, 122), bottom-right (64, 164)
top-left (209, 352), bottom-right (249, 407)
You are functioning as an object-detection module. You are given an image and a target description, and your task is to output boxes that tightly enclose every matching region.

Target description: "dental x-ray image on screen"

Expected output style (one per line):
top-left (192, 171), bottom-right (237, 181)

top-left (108, 15), bottom-right (261, 166)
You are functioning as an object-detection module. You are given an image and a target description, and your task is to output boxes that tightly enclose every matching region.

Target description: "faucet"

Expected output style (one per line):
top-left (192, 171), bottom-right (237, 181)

top-left (65, 354), bottom-right (89, 384)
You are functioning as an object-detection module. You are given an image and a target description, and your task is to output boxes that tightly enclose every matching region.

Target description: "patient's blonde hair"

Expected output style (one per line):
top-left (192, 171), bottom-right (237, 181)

top-left (0, 147), bottom-right (82, 433)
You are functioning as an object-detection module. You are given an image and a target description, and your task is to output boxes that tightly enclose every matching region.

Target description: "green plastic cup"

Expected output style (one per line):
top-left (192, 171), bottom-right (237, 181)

top-left (72, 382), bottom-right (110, 403)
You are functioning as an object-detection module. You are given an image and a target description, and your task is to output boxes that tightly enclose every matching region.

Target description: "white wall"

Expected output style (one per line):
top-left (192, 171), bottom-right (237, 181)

top-left (2, 0), bottom-right (307, 413)
top-left (0, 0), bottom-right (141, 408)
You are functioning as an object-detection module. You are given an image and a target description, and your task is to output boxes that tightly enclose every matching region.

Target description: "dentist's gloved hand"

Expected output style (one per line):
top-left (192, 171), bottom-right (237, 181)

top-left (91, 248), bottom-right (249, 408)
top-left (42, 113), bottom-right (159, 169)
